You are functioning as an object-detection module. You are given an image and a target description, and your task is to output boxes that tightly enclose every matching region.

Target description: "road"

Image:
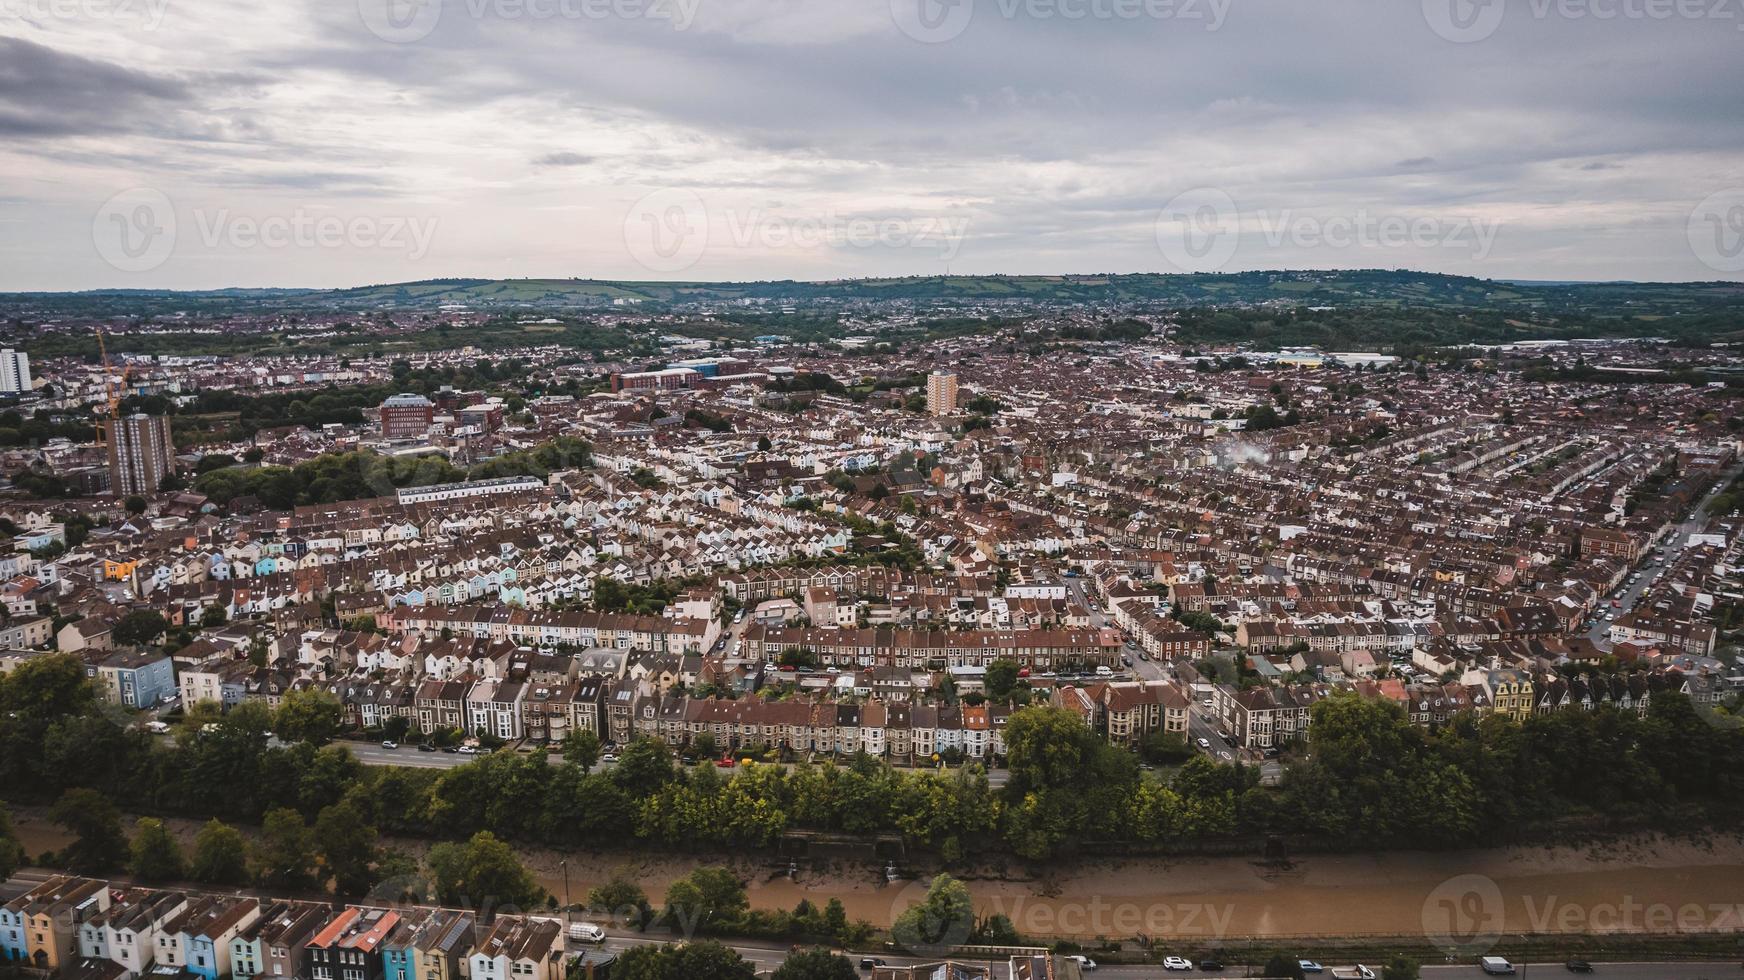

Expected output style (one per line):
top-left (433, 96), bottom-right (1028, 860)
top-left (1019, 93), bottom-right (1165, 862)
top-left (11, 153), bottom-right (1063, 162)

top-left (6, 871), bottom-right (1733, 980)
top-left (1584, 469), bottom-right (1740, 643)
top-left (584, 928), bottom-right (1744, 980)
top-left (343, 739), bottom-right (1012, 787)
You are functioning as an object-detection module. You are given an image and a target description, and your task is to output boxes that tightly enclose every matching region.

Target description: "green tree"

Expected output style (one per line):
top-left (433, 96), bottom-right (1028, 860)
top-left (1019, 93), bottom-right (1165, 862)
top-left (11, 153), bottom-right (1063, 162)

top-left (189, 819), bottom-right (250, 885)
top-left (1382, 956), bottom-right (1420, 980)
top-left (315, 799), bottom-right (380, 896)
top-left (112, 610), bottom-right (168, 647)
top-left (587, 874), bottom-right (648, 920)
top-left (614, 941), bottom-right (754, 980)
top-left (254, 807), bottom-right (319, 890)
top-left (273, 688), bottom-right (346, 746)
top-left (124, 495), bottom-right (147, 515)
top-left (426, 831), bottom-right (545, 912)
top-left (613, 738), bottom-right (677, 796)
top-left (770, 948), bottom-right (856, 980)
top-left (983, 659), bottom-right (1019, 700)
top-left (562, 730), bottom-right (602, 770)
top-left (662, 866), bottom-right (748, 934)
top-left (129, 817), bottom-right (185, 883)
top-left (0, 802), bottom-right (23, 879)
top-left (1262, 955), bottom-right (1305, 980)
top-left (891, 873), bottom-right (975, 950)
top-left (50, 788), bottom-right (128, 874)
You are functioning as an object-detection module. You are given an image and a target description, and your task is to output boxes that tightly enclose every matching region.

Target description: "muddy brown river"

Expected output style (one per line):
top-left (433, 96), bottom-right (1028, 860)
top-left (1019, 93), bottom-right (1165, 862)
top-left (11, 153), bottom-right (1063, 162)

top-left (17, 814), bottom-right (1743, 940)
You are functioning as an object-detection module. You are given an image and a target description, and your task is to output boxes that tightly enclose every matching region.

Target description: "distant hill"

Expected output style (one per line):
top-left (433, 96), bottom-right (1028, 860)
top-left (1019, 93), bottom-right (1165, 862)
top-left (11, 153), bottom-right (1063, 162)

top-left (6, 270), bottom-right (1743, 316)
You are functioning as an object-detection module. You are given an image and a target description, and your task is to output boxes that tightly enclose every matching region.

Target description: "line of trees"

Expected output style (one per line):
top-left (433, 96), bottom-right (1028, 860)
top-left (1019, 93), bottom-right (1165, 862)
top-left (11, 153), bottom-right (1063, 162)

top-left (2, 654), bottom-right (1742, 875)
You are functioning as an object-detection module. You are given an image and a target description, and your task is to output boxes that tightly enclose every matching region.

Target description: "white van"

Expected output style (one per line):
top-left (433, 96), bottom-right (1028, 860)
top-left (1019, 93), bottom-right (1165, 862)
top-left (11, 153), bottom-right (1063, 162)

top-left (1479, 956), bottom-right (1515, 975)
top-left (567, 922), bottom-right (605, 944)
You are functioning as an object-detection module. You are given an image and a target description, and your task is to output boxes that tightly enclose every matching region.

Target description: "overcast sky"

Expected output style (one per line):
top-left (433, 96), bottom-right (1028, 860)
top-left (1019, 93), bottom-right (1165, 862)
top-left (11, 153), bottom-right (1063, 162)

top-left (1, 0), bottom-right (1741, 290)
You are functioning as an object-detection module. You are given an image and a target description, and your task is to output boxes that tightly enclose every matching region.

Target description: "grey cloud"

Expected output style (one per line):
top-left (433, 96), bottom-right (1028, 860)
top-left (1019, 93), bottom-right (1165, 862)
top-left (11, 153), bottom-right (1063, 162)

top-left (534, 152), bottom-right (595, 167)
top-left (0, 36), bottom-right (190, 137)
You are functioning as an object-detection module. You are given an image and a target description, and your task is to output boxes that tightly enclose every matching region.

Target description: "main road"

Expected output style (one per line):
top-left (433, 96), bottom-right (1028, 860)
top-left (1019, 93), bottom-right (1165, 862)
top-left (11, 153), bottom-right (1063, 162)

top-left (343, 739), bottom-right (1012, 787)
top-left (1586, 466), bottom-right (1741, 643)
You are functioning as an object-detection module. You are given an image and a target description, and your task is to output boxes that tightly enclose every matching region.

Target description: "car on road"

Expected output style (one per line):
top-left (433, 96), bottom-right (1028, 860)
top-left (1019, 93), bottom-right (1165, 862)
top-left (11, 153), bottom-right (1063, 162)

top-left (441, 746), bottom-right (459, 753)
top-left (1196, 737), bottom-right (1212, 749)
top-left (1480, 956), bottom-right (1516, 975)
top-left (456, 745), bottom-right (477, 755)
top-left (601, 752), bottom-right (618, 764)
top-left (1217, 730), bottom-right (1233, 743)
top-left (1298, 961), bottom-right (1324, 973)
top-left (567, 922), bottom-right (606, 943)
top-left (417, 743), bottom-right (437, 752)
top-left (716, 756), bottom-right (736, 768)
top-left (1564, 962), bottom-right (1593, 974)
top-left (1161, 955), bottom-right (1192, 970)
top-left (1197, 959), bottom-right (1225, 971)
top-left (380, 740), bottom-right (398, 749)
top-left (1329, 967), bottom-right (1375, 979)
top-left (858, 958), bottom-right (886, 970)
top-left (1063, 954), bottom-right (1096, 970)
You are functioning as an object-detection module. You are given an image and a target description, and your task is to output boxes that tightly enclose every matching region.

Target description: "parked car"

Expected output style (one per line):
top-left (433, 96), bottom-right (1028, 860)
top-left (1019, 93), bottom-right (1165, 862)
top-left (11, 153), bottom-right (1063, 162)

top-left (1196, 737), bottom-right (1212, 750)
top-left (716, 756), bottom-right (736, 768)
top-left (417, 743), bottom-right (437, 753)
top-left (380, 740), bottom-right (399, 749)
top-left (456, 745), bottom-right (477, 755)
top-left (858, 958), bottom-right (886, 970)
top-left (1063, 954), bottom-right (1096, 970)
top-left (1161, 956), bottom-right (1193, 970)
top-left (1299, 961), bottom-right (1324, 974)
top-left (1197, 959), bottom-right (1225, 972)
top-left (1330, 967), bottom-right (1375, 980)
top-left (1564, 962), bottom-right (1594, 974)
top-left (601, 752), bottom-right (618, 764)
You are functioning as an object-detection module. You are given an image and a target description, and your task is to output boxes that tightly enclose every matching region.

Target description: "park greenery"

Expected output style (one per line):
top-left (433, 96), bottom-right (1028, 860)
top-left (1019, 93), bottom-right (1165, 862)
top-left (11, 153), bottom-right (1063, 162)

top-left (190, 437), bottom-right (591, 508)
